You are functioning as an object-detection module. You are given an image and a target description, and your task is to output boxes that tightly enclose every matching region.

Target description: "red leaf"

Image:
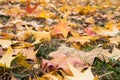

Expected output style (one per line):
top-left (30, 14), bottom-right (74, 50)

top-left (25, 0), bottom-right (38, 14)
top-left (84, 27), bottom-right (95, 36)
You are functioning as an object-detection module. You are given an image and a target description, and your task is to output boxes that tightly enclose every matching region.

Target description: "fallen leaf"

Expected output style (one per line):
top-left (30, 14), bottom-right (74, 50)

top-left (65, 61), bottom-right (98, 80)
top-left (36, 10), bottom-right (50, 18)
top-left (0, 39), bottom-right (17, 48)
top-left (0, 47), bottom-right (14, 67)
top-left (97, 26), bottom-right (119, 36)
top-left (109, 46), bottom-right (120, 60)
top-left (25, 0), bottom-right (38, 14)
top-left (85, 17), bottom-right (95, 24)
top-left (109, 36), bottom-right (120, 45)
top-left (84, 27), bottom-right (96, 36)
top-left (51, 22), bottom-right (71, 38)
top-left (40, 70), bottom-right (64, 80)
top-left (13, 47), bottom-right (37, 60)
top-left (66, 36), bottom-right (99, 45)
top-left (17, 30), bottom-right (51, 44)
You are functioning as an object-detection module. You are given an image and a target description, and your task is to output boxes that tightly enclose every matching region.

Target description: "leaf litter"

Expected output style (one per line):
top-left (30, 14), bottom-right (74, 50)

top-left (0, 0), bottom-right (120, 80)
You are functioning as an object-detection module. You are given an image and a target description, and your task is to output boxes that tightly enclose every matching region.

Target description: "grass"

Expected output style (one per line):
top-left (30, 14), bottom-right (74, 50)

top-left (92, 58), bottom-right (120, 80)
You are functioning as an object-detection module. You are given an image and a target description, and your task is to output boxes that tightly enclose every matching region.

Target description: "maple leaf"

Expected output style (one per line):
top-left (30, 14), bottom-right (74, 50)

top-left (65, 61), bottom-right (98, 80)
top-left (25, 0), bottom-right (38, 14)
top-left (13, 47), bottom-right (37, 60)
top-left (51, 22), bottom-right (71, 39)
top-left (0, 39), bottom-right (17, 48)
top-left (0, 47), bottom-right (15, 67)
top-left (110, 46), bottom-right (120, 60)
top-left (97, 26), bottom-right (119, 36)
top-left (85, 17), bottom-right (95, 24)
top-left (17, 30), bottom-right (51, 44)
top-left (109, 36), bottom-right (120, 45)
top-left (66, 36), bottom-right (99, 45)
top-left (84, 27), bottom-right (96, 36)
top-left (35, 10), bottom-right (51, 18)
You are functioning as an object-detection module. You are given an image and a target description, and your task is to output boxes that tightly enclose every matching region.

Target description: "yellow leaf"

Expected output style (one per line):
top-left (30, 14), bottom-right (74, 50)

top-left (105, 21), bottom-right (114, 30)
top-left (0, 39), bottom-right (12, 48)
top-left (40, 70), bottom-right (64, 80)
top-left (19, 0), bottom-right (26, 2)
top-left (83, 5), bottom-right (96, 14)
top-left (0, 47), bottom-right (14, 67)
top-left (65, 61), bottom-right (97, 80)
top-left (0, 39), bottom-right (17, 48)
top-left (66, 36), bottom-right (99, 45)
top-left (85, 17), bottom-right (95, 24)
top-left (18, 30), bottom-right (51, 44)
top-left (36, 10), bottom-right (50, 18)
top-left (14, 41), bottom-right (33, 49)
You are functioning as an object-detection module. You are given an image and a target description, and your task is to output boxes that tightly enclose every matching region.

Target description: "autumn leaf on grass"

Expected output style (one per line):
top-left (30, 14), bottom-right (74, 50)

top-left (111, 46), bottom-right (120, 60)
top-left (42, 45), bottom-right (85, 75)
top-left (0, 47), bottom-right (14, 67)
top-left (80, 47), bottom-right (109, 65)
top-left (65, 61), bottom-right (98, 80)
top-left (66, 36), bottom-right (99, 45)
top-left (51, 22), bottom-right (71, 39)
top-left (101, 46), bottom-right (120, 62)
top-left (17, 30), bottom-right (51, 44)
top-left (11, 53), bottom-right (30, 68)
top-left (25, 0), bottom-right (38, 14)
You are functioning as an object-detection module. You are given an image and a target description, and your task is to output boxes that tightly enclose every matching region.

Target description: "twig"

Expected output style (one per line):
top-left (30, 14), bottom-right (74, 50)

top-left (99, 71), bottom-right (114, 78)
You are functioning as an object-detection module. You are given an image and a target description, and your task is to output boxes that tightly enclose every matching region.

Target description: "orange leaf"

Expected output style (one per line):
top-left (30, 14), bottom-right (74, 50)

top-left (25, 0), bottom-right (38, 14)
top-left (51, 22), bottom-right (71, 38)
